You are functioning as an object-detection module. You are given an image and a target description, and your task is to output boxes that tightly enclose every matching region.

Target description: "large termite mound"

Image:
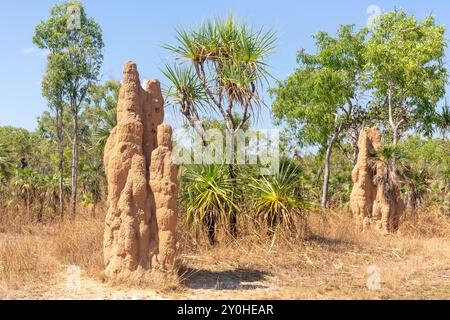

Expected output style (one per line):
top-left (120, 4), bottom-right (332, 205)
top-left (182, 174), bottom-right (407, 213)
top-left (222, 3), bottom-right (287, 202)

top-left (350, 127), bottom-right (404, 233)
top-left (103, 61), bottom-right (177, 281)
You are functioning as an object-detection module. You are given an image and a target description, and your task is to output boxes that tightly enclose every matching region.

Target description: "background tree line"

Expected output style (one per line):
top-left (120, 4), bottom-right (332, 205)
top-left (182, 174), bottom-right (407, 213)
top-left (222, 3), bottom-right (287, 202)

top-left (0, 2), bottom-right (448, 245)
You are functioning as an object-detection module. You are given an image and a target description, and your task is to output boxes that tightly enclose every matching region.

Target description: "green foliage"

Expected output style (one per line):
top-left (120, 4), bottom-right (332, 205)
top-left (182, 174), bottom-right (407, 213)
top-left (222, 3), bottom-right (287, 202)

top-left (79, 162), bottom-right (103, 215)
top-left (270, 24), bottom-right (370, 208)
top-left (164, 14), bottom-right (277, 238)
top-left (0, 127), bottom-right (52, 175)
top-left (33, 1), bottom-right (105, 216)
top-left (373, 137), bottom-right (449, 211)
top-left (398, 137), bottom-right (449, 209)
top-left (83, 80), bottom-right (121, 155)
top-left (180, 164), bottom-right (238, 228)
top-left (270, 9), bottom-right (448, 209)
top-left (34, 1), bottom-right (104, 109)
top-left (270, 24), bottom-right (368, 149)
top-left (33, 2), bottom-right (103, 64)
top-left (163, 14), bottom-right (276, 131)
top-left (435, 97), bottom-right (450, 137)
top-left (272, 9), bottom-right (448, 153)
top-left (376, 144), bottom-right (406, 166)
top-left (180, 164), bottom-right (239, 244)
top-left (366, 9), bottom-right (448, 138)
top-left (162, 64), bottom-right (207, 115)
top-left (0, 143), bottom-right (14, 182)
top-left (249, 161), bottom-right (304, 233)
top-left (0, 78), bottom-right (119, 218)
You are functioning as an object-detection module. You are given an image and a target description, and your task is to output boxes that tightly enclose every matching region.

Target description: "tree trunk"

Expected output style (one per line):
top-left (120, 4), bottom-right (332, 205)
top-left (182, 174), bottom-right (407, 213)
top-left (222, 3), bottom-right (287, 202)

top-left (226, 127), bottom-right (238, 238)
top-left (392, 126), bottom-right (399, 145)
top-left (321, 133), bottom-right (338, 209)
top-left (352, 138), bottom-right (359, 165)
top-left (387, 82), bottom-right (399, 146)
top-left (407, 195), bottom-right (417, 217)
top-left (57, 110), bottom-right (64, 220)
top-left (228, 163), bottom-right (238, 237)
top-left (70, 111), bottom-right (78, 218)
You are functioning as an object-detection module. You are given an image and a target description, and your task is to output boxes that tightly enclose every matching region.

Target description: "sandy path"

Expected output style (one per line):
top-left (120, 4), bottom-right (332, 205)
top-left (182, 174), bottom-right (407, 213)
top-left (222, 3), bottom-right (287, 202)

top-left (1, 262), bottom-right (280, 300)
top-left (2, 267), bottom-right (167, 300)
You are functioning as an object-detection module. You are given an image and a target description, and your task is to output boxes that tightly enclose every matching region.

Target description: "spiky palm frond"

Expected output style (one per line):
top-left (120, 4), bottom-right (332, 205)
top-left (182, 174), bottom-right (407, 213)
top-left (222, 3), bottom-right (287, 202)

top-left (437, 97), bottom-right (450, 137)
top-left (371, 144), bottom-right (405, 202)
top-left (376, 144), bottom-right (404, 164)
top-left (249, 162), bottom-right (303, 233)
top-left (180, 164), bottom-right (238, 230)
top-left (161, 63), bottom-right (208, 114)
top-left (403, 168), bottom-right (431, 207)
top-left (163, 14), bottom-right (276, 124)
top-left (92, 107), bottom-right (116, 152)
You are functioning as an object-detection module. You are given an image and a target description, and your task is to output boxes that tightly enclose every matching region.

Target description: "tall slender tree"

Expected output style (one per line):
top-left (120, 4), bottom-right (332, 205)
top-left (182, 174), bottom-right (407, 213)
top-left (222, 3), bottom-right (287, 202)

top-left (33, 1), bottom-right (104, 217)
top-left (41, 53), bottom-right (67, 219)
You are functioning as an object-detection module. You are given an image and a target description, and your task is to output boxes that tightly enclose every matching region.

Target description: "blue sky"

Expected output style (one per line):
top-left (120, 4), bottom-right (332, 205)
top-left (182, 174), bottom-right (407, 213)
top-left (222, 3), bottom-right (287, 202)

top-left (0, 0), bottom-right (449, 131)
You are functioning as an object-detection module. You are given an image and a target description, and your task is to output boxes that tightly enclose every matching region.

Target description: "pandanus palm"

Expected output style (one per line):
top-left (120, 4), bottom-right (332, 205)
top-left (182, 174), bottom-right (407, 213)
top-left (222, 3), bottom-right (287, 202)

top-left (375, 144), bottom-right (431, 215)
top-left (33, 173), bottom-right (59, 222)
top-left (163, 15), bottom-right (276, 238)
top-left (436, 97), bottom-right (449, 139)
top-left (180, 164), bottom-right (238, 245)
top-left (372, 144), bottom-right (405, 202)
top-left (402, 168), bottom-right (430, 215)
top-left (12, 168), bottom-right (37, 218)
top-left (80, 162), bottom-right (104, 218)
top-left (249, 161), bottom-right (304, 235)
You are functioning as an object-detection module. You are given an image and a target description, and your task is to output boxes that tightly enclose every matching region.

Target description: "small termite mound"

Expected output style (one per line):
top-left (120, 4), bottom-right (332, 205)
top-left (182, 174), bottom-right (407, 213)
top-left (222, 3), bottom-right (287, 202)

top-left (350, 127), bottom-right (404, 233)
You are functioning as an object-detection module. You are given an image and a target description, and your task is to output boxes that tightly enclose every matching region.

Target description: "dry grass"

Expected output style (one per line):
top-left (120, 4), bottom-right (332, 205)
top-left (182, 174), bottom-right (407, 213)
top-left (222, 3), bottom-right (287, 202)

top-left (51, 217), bottom-right (104, 276)
top-left (0, 235), bottom-right (58, 289)
top-left (0, 208), bottom-right (105, 292)
top-left (175, 209), bottom-right (450, 299)
top-left (1, 205), bottom-right (450, 299)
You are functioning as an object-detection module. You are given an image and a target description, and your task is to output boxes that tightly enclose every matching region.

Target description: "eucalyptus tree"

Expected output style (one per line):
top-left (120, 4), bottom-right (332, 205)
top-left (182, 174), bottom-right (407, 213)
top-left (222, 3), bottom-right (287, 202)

top-left (163, 15), bottom-right (276, 235)
top-left (270, 25), bottom-right (369, 209)
top-left (33, 1), bottom-right (104, 217)
top-left (41, 53), bottom-right (67, 219)
top-left (366, 10), bottom-right (448, 145)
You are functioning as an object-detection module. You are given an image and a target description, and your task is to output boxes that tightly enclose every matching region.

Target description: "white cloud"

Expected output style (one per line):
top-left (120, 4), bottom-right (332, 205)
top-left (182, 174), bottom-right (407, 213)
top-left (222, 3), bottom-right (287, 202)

top-left (22, 47), bottom-right (37, 54)
top-left (22, 47), bottom-right (49, 57)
